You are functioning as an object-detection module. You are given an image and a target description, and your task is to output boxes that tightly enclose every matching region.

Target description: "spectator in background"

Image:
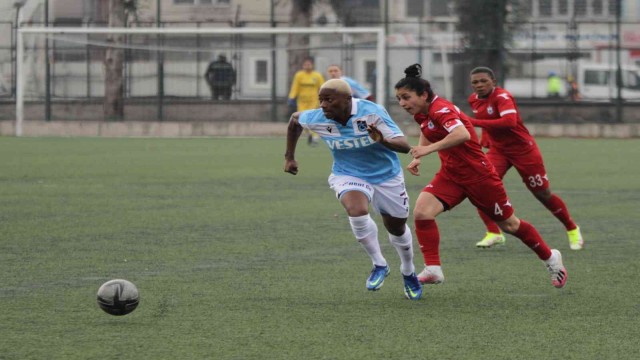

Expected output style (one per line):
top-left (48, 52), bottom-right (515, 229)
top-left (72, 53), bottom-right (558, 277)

top-left (288, 57), bottom-right (325, 145)
top-left (567, 75), bottom-right (581, 101)
top-left (205, 54), bottom-right (236, 100)
top-left (327, 64), bottom-right (375, 101)
top-left (547, 71), bottom-right (562, 98)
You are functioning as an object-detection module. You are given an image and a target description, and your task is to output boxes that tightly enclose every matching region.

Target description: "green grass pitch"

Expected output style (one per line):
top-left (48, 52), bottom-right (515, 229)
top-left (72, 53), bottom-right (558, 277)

top-left (0, 136), bottom-right (638, 359)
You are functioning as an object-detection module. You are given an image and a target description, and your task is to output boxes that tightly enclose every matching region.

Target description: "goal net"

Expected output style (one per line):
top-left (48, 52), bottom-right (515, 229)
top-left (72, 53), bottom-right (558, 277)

top-left (15, 26), bottom-right (385, 136)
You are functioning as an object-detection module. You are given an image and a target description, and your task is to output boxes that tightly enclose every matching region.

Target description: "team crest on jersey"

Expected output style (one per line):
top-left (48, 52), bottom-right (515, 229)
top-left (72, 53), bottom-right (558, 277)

top-left (487, 106), bottom-right (494, 115)
top-left (427, 121), bottom-right (435, 130)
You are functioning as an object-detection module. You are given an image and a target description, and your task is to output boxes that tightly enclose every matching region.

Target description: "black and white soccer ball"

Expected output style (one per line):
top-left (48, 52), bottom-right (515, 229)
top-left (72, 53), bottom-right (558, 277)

top-left (96, 279), bottom-right (139, 316)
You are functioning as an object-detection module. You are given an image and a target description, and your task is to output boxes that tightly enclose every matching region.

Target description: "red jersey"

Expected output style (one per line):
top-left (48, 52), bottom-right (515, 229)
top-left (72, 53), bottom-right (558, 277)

top-left (414, 96), bottom-right (494, 184)
top-left (468, 87), bottom-right (536, 156)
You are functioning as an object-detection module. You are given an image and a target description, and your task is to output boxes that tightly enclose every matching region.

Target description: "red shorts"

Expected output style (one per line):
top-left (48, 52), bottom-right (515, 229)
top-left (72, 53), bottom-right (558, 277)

top-left (486, 147), bottom-right (550, 191)
top-left (423, 171), bottom-right (514, 222)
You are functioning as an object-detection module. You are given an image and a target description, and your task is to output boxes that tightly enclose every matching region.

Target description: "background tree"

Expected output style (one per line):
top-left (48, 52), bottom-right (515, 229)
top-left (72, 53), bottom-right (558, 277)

top-left (105, 0), bottom-right (137, 121)
top-left (287, 0), bottom-right (313, 83)
top-left (452, 0), bottom-right (528, 101)
top-left (287, 0), bottom-right (359, 84)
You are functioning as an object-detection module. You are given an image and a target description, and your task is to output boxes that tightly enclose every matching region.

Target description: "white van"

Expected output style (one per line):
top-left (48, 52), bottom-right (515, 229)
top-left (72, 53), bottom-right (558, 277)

top-left (503, 63), bottom-right (640, 100)
top-left (578, 63), bottom-right (640, 100)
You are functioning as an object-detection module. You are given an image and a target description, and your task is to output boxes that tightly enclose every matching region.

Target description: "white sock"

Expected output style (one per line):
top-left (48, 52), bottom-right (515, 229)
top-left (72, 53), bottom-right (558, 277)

top-left (388, 224), bottom-right (416, 276)
top-left (349, 215), bottom-right (386, 266)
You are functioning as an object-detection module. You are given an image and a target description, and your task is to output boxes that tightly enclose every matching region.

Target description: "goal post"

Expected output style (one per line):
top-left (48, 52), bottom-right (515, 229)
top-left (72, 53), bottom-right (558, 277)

top-left (15, 26), bottom-right (386, 137)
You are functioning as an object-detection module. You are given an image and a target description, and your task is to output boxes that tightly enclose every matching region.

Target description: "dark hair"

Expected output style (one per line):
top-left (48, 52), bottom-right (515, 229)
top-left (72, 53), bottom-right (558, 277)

top-left (394, 64), bottom-right (434, 101)
top-left (470, 66), bottom-right (496, 80)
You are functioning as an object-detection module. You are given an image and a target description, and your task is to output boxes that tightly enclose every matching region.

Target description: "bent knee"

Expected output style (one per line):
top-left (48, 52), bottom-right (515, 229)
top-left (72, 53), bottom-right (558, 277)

top-left (497, 216), bottom-right (520, 234)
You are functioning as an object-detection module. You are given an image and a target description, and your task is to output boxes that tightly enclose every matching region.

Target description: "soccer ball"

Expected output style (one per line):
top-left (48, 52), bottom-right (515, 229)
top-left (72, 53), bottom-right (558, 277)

top-left (96, 279), bottom-right (140, 316)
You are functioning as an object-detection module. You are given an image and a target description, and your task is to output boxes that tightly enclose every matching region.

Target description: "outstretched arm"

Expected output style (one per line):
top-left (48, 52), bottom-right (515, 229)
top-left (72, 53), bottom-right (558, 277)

top-left (410, 124), bottom-right (470, 159)
top-left (284, 112), bottom-right (303, 175)
top-left (469, 113), bottom-right (518, 129)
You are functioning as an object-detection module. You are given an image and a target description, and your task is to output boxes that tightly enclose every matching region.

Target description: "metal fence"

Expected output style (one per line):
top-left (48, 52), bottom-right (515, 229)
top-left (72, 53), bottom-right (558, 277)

top-left (3, 17), bottom-right (640, 123)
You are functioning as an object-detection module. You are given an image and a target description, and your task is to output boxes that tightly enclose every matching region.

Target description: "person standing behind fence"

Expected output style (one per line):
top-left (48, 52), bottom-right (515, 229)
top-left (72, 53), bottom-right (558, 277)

top-left (205, 54), bottom-right (236, 100)
top-left (467, 66), bottom-right (584, 251)
top-left (547, 71), bottom-right (562, 98)
top-left (567, 75), bottom-right (581, 101)
top-left (327, 64), bottom-right (374, 101)
top-left (288, 57), bottom-right (325, 145)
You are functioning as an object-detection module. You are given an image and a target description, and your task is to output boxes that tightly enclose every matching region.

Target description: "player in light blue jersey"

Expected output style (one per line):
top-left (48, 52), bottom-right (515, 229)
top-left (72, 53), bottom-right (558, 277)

top-left (284, 78), bottom-right (422, 300)
top-left (327, 64), bottom-right (374, 101)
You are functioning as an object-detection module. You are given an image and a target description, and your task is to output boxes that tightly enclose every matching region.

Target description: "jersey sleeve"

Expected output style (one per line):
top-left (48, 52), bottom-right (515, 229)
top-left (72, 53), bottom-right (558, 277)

top-left (494, 92), bottom-right (518, 118)
top-left (297, 110), bottom-right (313, 129)
top-left (366, 104), bottom-right (403, 138)
top-left (433, 106), bottom-right (464, 133)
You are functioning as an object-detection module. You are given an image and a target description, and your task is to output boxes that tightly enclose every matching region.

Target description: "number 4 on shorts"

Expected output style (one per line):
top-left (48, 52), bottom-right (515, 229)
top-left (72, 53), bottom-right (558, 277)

top-left (494, 203), bottom-right (503, 216)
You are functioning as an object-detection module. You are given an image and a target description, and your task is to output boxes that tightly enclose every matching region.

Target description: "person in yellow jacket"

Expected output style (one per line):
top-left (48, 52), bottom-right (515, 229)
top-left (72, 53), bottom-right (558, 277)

top-left (547, 71), bottom-right (562, 98)
top-left (288, 57), bottom-right (325, 145)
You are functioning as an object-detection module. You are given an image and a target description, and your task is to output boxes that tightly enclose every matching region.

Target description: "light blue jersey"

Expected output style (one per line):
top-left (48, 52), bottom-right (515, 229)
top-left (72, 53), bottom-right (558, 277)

top-left (298, 98), bottom-right (404, 184)
top-left (341, 76), bottom-right (371, 99)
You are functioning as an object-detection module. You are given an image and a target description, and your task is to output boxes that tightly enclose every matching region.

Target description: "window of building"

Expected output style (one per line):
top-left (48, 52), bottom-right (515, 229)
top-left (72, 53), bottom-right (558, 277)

top-left (557, 0), bottom-right (568, 15)
top-left (608, 0), bottom-right (618, 16)
top-left (173, 0), bottom-right (230, 4)
top-left (364, 60), bottom-right (376, 87)
top-left (406, 0), bottom-right (425, 17)
top-left (255, 60), bottom-right (268, 84)
top-left (430, 0), bottom-right (450, 17)
top-left (250, 58), bottom-right (270, 88)
top-left (592, 0), bottom-right (603, 15)
top-left (575, 0), bottom-right (587, 16)
top-left (406, 0), bottom-right (452, 18)
top-left (538, 0), bottom-right (552, 16)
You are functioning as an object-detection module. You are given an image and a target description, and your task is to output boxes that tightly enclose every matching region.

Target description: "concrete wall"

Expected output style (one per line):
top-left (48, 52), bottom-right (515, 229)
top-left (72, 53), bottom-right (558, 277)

top-left (2, 99), bottom-right (640, 138)
top-left (2, 119), bottom-right (640, 139)
top-left (3, 99), bottom-right (640, 123)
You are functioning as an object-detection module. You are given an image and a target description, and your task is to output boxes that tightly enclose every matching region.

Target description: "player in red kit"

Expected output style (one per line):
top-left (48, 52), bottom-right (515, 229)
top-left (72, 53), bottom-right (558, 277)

top-left (395, 64), bottom-right (567, 288)
top-left (467, 67), bottom-right (584, 250)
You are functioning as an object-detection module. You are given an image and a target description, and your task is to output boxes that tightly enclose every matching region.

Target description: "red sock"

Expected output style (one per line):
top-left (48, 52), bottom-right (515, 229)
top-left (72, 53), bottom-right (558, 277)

top-left (543, 194), bottom-right (577, 231)
top-left (478, 208), bottom-right (502, 234)
top-left (415, 219), bottom-right (441, 266)
top-left (513, 220), bottom-right (552, 260)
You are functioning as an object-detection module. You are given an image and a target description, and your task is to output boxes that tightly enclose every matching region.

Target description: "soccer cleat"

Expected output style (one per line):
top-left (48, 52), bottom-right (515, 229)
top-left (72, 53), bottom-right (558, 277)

top-left (366, 265), bottom-right (390, 291)
top-left (567, 226), bottom-right (584, 250)
top-left (545, 249), bottom-right (568, 288)
top-left (417, 265), bottom-right (444, 284)
top-left (475, 232), bottom-right (506, 248)
top-left (403, 273), bottom-right (423, 300)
